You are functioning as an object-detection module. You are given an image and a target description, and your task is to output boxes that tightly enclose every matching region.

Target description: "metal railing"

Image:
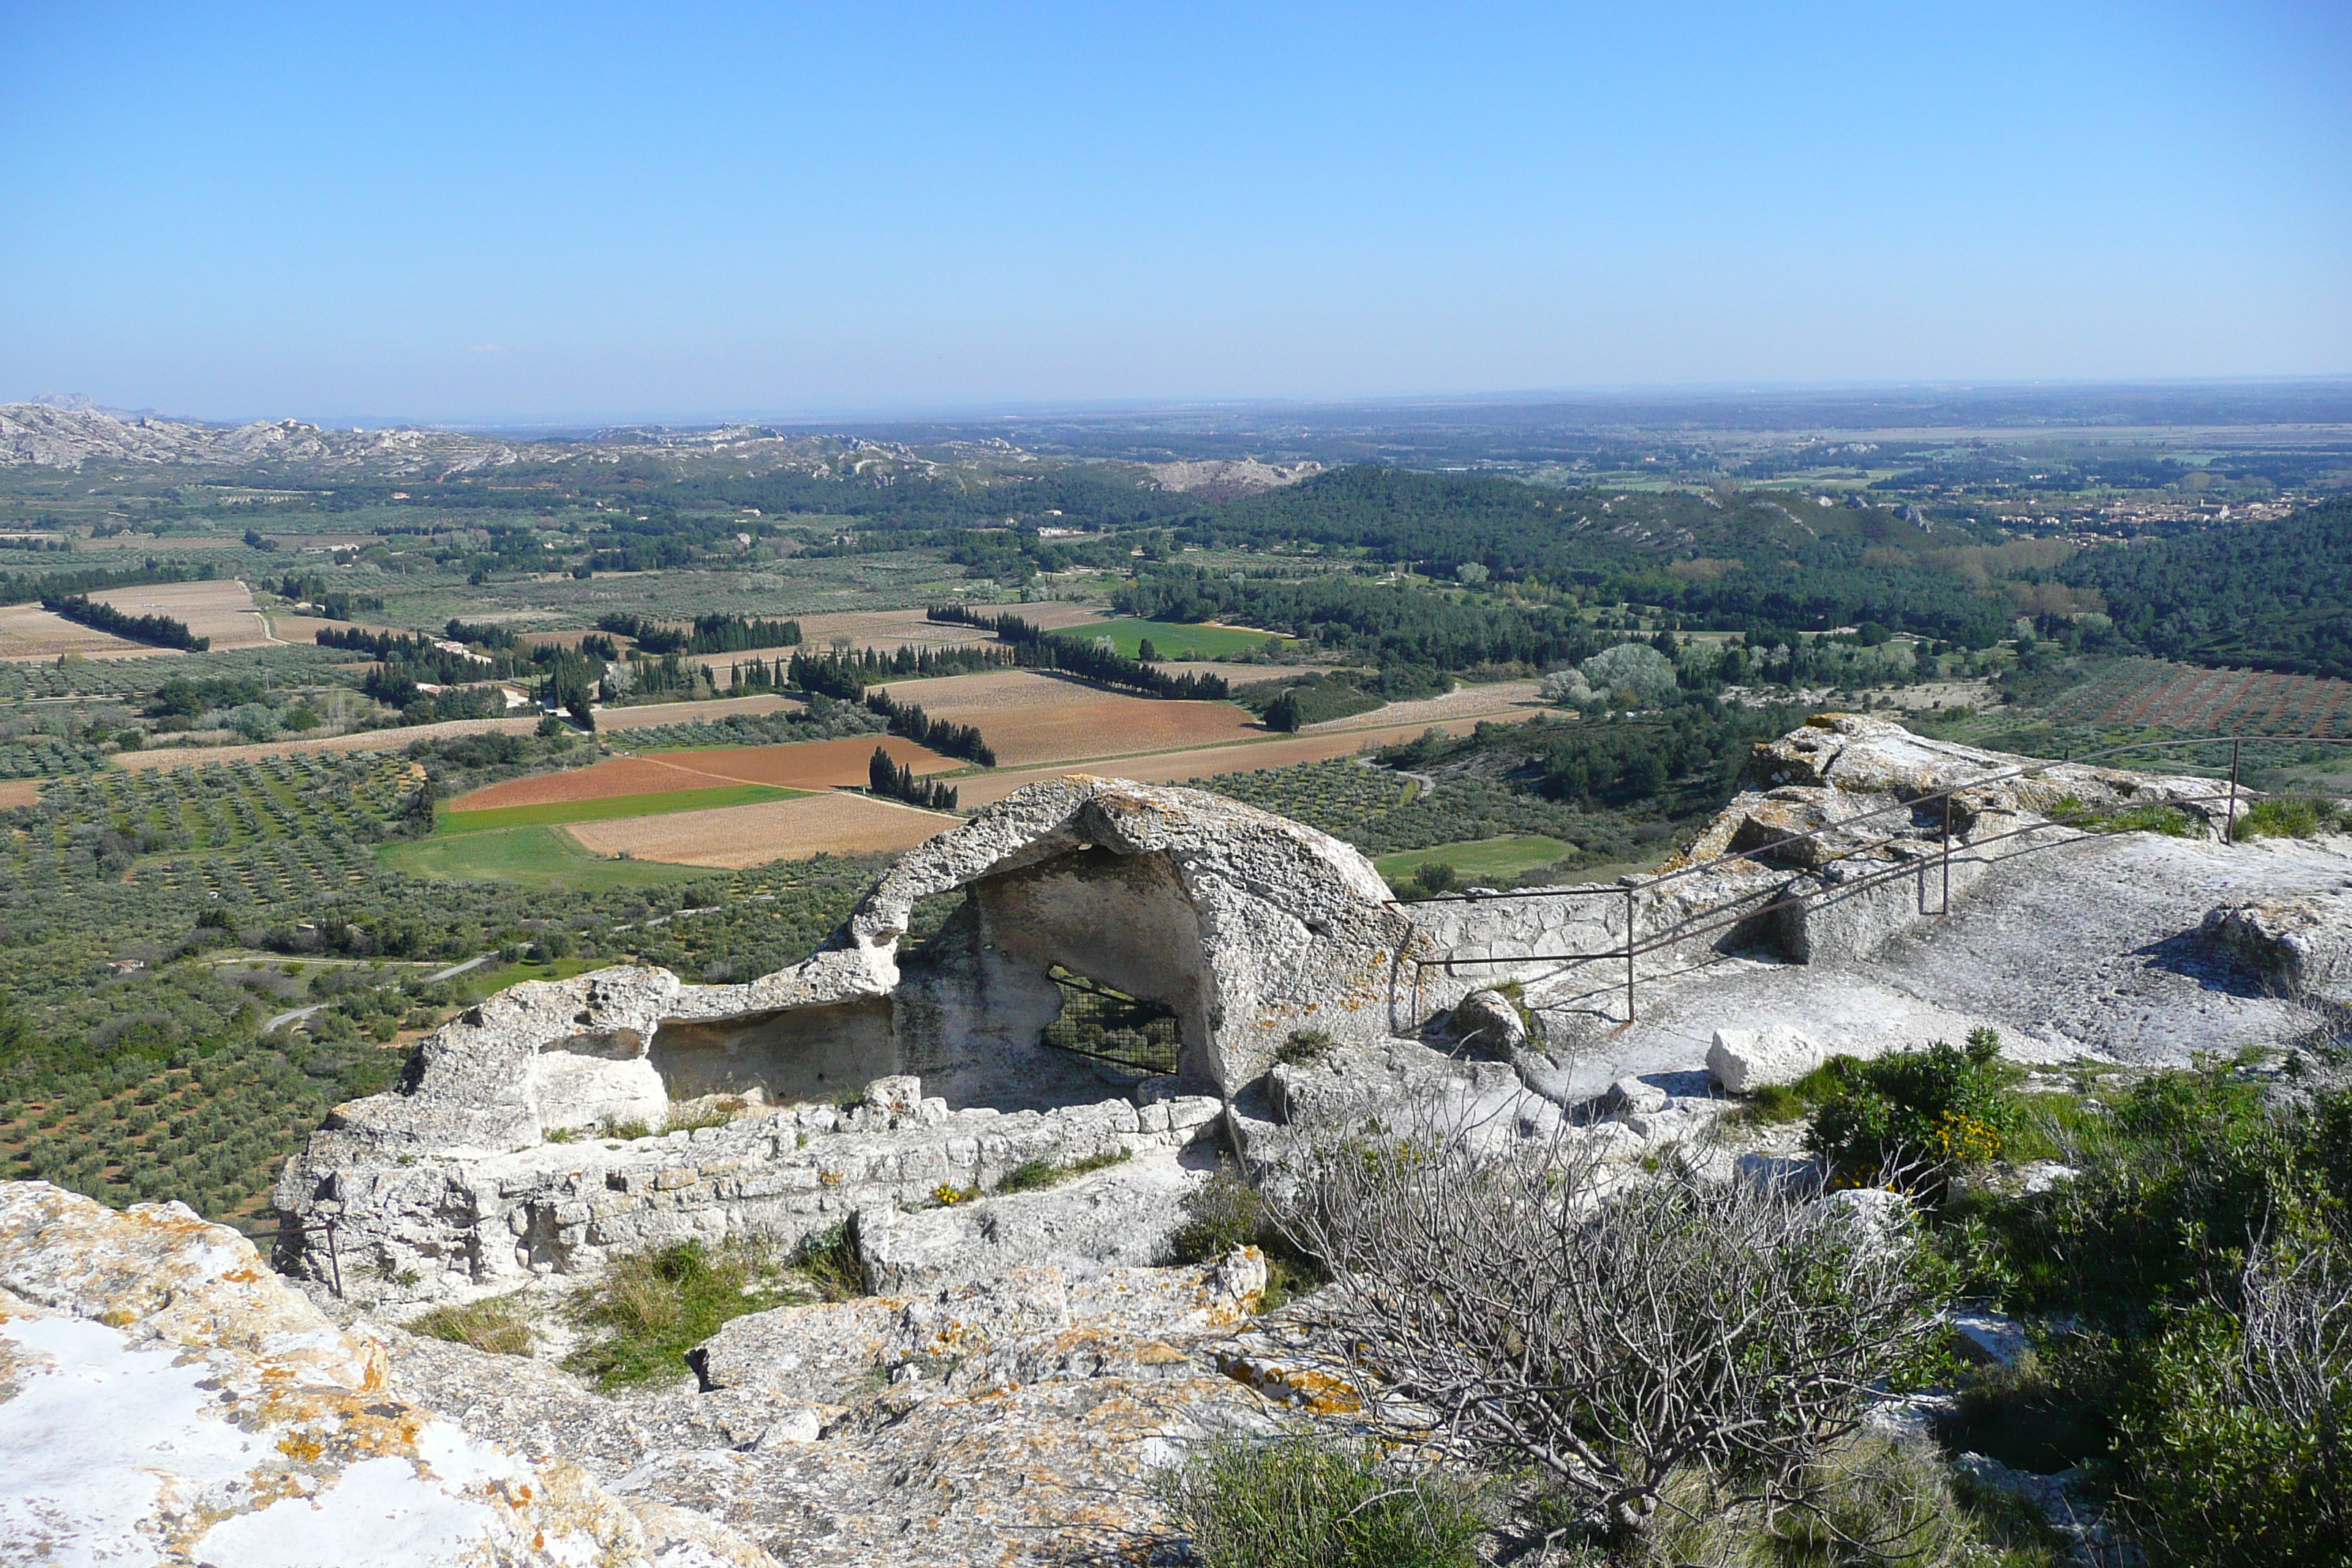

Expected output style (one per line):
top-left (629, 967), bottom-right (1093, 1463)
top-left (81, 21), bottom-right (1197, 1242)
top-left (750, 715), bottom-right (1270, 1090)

top-left (1391, 733), bottom-right (2352, 1028)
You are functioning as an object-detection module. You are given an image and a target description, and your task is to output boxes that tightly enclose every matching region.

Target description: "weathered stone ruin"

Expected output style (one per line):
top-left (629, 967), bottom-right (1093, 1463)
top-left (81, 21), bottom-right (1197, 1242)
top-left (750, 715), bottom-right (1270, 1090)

top-left (276, 777), bottom-right (1417, 1303)
top-left (276, 718), bottom-right (2352, 1305)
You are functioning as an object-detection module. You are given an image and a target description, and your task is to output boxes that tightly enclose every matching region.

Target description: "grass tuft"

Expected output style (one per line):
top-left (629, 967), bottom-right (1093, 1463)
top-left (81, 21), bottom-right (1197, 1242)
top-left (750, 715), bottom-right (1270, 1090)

top-left (562, 1236), bottom-right (804, 1390)
top-left (410, 1292), bottom-right (535, 1357)
top-left (995, 1145), bottom-right (1133, 1195)
top-left (2237, 795), bottom-right (2345, 840)
top-left (1154, 1431), bottom-right (1484, 1568)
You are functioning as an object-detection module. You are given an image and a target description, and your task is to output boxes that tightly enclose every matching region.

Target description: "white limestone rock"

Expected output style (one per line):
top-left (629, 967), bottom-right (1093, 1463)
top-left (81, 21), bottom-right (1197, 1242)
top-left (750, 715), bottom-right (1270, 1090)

top-left (1708, 1025), bottom-right (1825, 1093)
top-left (0, 1183), bottom-right (775, 1568)
top-left (1598, 1075), bottom-right (1669, 1118)
top-left (851, 1151), bottom-right (1208, 1293)
top-left (2203, 886), bottom-right (2352, 1000)
top-left (1450, 988), bottom-right (1530, 1054)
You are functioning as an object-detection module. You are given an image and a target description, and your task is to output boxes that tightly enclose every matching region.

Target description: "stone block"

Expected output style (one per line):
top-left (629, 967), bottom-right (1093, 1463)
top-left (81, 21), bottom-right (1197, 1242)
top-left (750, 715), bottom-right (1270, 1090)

top-left (863, 1075), bottom-right (923, 1114)
top-left (1708, 1025), bottom-right (1824, 1093)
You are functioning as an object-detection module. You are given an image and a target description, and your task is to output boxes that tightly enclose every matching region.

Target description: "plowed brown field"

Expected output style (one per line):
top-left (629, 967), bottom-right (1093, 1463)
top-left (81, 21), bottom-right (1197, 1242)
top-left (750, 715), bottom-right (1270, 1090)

top-left (878, 668), bottom-right (1259, 766)
top-left (89, 580), bottom-right (269, 649)
top-left (0, 780), bottom-right (40, 807)
top-left (447, 736), bottom-right (957, 811)
top-left (0, 603), bottom-right (158, 660)
top-left (954, 709), bottom-right (1542, 806)
top-left (568, 791), bottom-right (954, 868)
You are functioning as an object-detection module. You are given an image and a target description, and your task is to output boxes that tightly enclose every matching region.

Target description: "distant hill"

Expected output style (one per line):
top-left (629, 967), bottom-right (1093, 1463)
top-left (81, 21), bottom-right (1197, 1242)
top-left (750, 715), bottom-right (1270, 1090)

top-left (0, 401), bottom-right (534, 474)
top-left (2059, 495), bottom-right (2352, 677)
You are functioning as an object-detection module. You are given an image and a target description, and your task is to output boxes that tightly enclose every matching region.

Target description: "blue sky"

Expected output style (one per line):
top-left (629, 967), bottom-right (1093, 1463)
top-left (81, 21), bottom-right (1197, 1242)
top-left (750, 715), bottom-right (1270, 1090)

top-left (2, 1), bottom-right (2346, 422)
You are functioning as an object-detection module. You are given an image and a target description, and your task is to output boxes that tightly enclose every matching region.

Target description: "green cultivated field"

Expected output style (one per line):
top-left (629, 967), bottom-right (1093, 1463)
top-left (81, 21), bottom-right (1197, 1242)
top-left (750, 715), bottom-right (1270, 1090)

top-left (438, 783), bottom-right (807, 834)
top-left (379, 824), bottom-right (703, 890)
top-left (1058, 619), bottom-right (1279, 658)
top-left (1373, 834), bottom-right (1578, 886)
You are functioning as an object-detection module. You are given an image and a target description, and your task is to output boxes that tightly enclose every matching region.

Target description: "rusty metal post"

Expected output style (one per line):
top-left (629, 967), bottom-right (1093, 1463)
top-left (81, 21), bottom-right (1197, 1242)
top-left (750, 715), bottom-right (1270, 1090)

top-left (2226, 739), bottom-right (2242, 845)
top-left (1624, 886), bottom-right (1637, 1023)
top-left (1941, 793), bottom-right (1951, 916)
top-left (325, 1217), bottom-right (342, 1299)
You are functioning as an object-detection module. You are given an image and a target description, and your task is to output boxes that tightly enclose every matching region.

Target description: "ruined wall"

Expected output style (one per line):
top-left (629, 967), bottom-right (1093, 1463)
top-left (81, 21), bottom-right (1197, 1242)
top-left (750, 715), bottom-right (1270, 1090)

top-left (284, 1072), bottom-right (1225, 1303)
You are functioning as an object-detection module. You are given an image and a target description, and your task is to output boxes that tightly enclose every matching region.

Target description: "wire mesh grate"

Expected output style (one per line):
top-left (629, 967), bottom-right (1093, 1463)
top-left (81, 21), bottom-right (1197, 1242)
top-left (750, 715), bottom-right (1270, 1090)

top-left (1039, 964), bottom-right (1180, 1077)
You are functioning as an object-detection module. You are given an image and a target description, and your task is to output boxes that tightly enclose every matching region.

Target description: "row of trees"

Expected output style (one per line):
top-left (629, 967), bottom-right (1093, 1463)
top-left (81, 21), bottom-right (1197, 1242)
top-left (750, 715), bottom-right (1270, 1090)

top-left (867, 746), bottom-right (957, 810)
top-left (43, 595), bottom-right (208, 651)
top-left (864, 687), bottom-right (995, 766)
top-left (1, 558), bottom-right (212, 608)
top-left (927, 605), bottom-right (1231, 698)
top-left (595, 612), bottom-right (803, 655)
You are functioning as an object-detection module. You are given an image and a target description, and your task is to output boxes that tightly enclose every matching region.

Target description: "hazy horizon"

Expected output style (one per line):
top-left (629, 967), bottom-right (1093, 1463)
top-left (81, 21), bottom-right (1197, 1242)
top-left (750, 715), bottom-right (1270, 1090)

top-left (7, 1), bottom-right (2348, 423)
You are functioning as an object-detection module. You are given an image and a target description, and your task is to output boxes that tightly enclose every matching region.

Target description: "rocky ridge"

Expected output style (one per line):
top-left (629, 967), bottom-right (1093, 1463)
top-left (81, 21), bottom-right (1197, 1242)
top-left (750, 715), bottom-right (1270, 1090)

top-left (0, 1182), bottom-right (775, 1566)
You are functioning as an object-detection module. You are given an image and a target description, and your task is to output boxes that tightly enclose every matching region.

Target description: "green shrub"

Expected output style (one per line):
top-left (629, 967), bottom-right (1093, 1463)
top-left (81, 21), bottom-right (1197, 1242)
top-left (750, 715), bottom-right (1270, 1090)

top-left (2111, 1278), bottom-right (2352, 1567)
top-left (1805, 1028), bottom-right (2011, 1191)
top-left (408, 1292), bottom-right (535, 1356)
top-left (1153, 1432), bottom-right (1484, 1568)
top-left (1273, 1028), bottom-right (1336, 1067)
top-left (1168, 1163), bottom-right (1270, 1263)
top-left (2238, 796), bottom-right (2345, 840)
top-left (1414, 861), bottom-right (1458, 895)
top-left (1983, 1069), bottom-right (2344, 1322)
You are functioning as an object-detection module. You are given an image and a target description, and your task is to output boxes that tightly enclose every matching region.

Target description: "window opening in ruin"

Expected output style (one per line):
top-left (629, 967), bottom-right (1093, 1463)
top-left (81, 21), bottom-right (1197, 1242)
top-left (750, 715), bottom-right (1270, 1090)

top-left (1039, 964), bottom-right (1180, 1077)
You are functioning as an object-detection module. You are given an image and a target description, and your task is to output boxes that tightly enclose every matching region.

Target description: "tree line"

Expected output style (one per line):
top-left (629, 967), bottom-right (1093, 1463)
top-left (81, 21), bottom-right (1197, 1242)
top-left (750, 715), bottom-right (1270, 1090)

top-left (595, 612), bottom-right (803, 655)
top-left (926, 605), bottom-right (1231, 699)
top-left (864, 686), bottom-right (995, 766)
top-left (867, 747), bottom-right (958, 810)
top-left (43, 595), bottom-right (209, 651)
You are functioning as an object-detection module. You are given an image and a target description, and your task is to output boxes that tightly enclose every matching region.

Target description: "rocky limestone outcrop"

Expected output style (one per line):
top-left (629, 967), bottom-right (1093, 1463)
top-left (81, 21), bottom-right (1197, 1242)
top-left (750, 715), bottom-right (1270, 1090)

top-left (0, 1182), bottom-right (774, 1567)
top-left (2203, 883), bottom-right (2352, 1001)
top-left (1408, 715), bottom-right (2251, 1062)
top-left (275, 725), bottom-right (2318, 1308)
top-left (848, 774), bottom-right (1419, 1096)
top-left (373, 1254), bottom-right (1286, 1567)
top-left (279, 1068), bottom-right (1223, 1306)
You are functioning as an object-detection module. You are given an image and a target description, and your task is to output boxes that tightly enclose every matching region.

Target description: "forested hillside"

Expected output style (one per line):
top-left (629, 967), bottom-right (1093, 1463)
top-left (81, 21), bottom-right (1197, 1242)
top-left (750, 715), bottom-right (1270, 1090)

top-left (2058, 495), bottom-right (2352, 676)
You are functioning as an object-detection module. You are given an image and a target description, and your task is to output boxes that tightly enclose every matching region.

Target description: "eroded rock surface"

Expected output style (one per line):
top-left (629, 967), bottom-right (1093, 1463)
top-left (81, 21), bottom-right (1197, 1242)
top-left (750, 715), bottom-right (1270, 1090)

top-left (0, 1182), bottom-right (775, 1567)
top-left (373, 1254), bottom-right (1281, 1567)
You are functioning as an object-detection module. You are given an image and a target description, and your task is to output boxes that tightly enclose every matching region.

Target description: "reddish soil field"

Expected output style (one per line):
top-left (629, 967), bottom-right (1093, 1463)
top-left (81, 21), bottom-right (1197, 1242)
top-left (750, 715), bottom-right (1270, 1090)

top-left (652, 736), bottom-right (957, 789)
top-left (0, 780), bottom-right (40, 807)
top-left (447, 736), bottom-right (956, 811)
top-left (955, 709), bottom-right (1541, 807)
top-left (569, 792), bottom-right (954, 868)
top-left (880, 668), bottom-right (1260, 766)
